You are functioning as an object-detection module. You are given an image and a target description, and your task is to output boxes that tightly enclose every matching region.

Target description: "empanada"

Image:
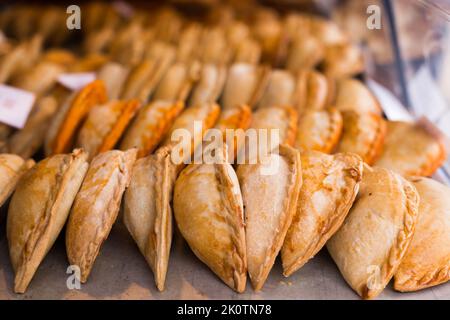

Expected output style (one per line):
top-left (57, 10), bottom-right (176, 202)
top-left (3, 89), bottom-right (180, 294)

top-left (7, 149), bottom-right (89, 293)
top-left (295, 69), bottom-right (333, 113)
top-left (187, 63), bottom-right (226, 107)
top-left (236, 145), bottom-right (302, 290)
top-left (295, 108), bottom-right (343, 154)
top-left (77, 99), bottom-right (141, 160)
top-left (124, 147), bottom-right (176, 291)
top-left (285, 35), bottom-right (324, 71)
top-left (221, 63), bottom-right (269, 110)
top-left (336, 111), bottom-right (386, 165)
top-left (66, 149), bottom-right (137, 283)
top-left (281, 151), bottom-right (363, 276)
top-left (394, 177), bottom-right (450, 292)
top-left (335, 78), bottom-right (382, 115)
top-left (12, 61), bottom-right (64, 96)
top-left (161, 102), bottom-right (220, 165)
top-left (250, 105), bottom-right (298, 151)
top-left (173, 149), bottom-right (247, 292)
top-left (97, 62), bottom-right (130, 100)
top-left (256, 69), bottom-right (296, 109)
top-left (375, 120), bottom-right (447, 177)
top-left (5, 95), bottom-right (58, 158)
top-left (322, 43), bottom-right (364, 79)
top-left (0, 154), bottom-right (34, 208)
top-left (45, 80), bottom-right (107, 155)
top-left (120, 100), bottom-right (184, 158)
top-left (327, 166), bottom-right (420, 299)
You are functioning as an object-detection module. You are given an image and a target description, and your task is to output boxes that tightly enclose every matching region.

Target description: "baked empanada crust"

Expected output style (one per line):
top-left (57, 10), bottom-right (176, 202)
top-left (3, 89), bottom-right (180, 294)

top-left (375, 121), bottom-right (447, 177)
top-left (7, 149), bottom-right (89, 293)
top-left (120, 100), bottom-right (184, 158)
top-left (124, 147), bottom-right (176, 291)
top-left (236, 145), bottom-right (302, 290)
top-left (295, 108), bottom-right (343, 154)
top-left (394, 177), bottom-right (450, 292)
top-left (66, 149), bottom-right (137, 283)
top-left (335, 78), bottom-right (381, 115)
top-left (327, 166), bottom-right (419, 299)
top-left (173, 156), bottom-right (247, 292)
top-left (281, 151), bottom-right (363, 276)
top-left (0, 154), bottom-right (34, 208)
top-left (336, 111), bottom-right (386, 165)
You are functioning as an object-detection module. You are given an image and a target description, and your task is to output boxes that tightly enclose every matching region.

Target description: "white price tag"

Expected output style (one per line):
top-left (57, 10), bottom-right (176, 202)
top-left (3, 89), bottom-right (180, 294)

top-left (58, 73), bottom-right (96, 91)
top-left (0, 85), bottom-right (35, 129)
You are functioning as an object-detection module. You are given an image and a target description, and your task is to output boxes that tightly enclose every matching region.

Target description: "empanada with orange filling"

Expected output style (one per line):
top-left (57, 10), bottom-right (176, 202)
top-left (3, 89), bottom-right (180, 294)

top-left (281, 151), bottom-right (363, 276)
top-left (237, 145), bottom-right (302, 290)
top-left (45, 80), bottom-right (107, 155)
top-left (124, 147), bottom-right (176, 291)
top-left (250, 105), bottom-right (298, 150)
top-left (336, 111), bottom-right (386, 165)
top-left (256, 69), bottom-right (296, 109)
top-left (6, 95), bottom-right (58, 158)
top-left (327, 166), bottom-right (419, 299)
top-left (207, 104), bottom-right (252, 162)
top-left (375, 120), bottom-right (447, 177)
top-left (162, 102), bottom-right (220, 165)
top-left (66, 149), bottom-right (137, 283)
top-left (394, 177), bottom-right (450, 292)
top-left (221, 63), bottom-right (269, 110)
top-left (322, 43), bottom-right (364, 79)
top-left (120, 100), bottom-right (184, 158)
top-left (77, 99), bottom-right (141, 160)
top-left (173, 149), bottom-right (247, 292)
top-left (0, 154), bottom-right (34, 208)
top-left (335, 78), bottom-right (382, 115)
top-left (7, 149), bottom-right (88, 293)
top-left (295, 108), bottom-right (343, 154)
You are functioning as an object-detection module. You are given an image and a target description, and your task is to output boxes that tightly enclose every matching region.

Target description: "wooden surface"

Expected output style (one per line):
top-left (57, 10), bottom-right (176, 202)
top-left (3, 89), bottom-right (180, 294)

top-left (0, 218), bottom-right (449, 300)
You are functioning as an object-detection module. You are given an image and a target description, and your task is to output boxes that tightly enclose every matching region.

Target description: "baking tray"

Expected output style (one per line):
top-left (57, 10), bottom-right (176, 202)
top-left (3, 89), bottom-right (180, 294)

top-left (1, 220), bottom-right (449, 300)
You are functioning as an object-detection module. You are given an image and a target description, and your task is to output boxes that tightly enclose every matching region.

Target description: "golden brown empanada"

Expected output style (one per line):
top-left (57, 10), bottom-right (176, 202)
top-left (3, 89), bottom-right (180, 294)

top-left (295, 69), bottom-right (333, 113)
top-left (45, 80), bottom-right (107, 155)
top-left (6, 95), bottom-right (58, 158)
top-left (295, 108), bottom-right (343, 154)
top-left (375, 120), bottom-right (447, 177)
top-left (0, 154), bottom-right (34, 208)
top-left (7, 149), bottom-right (89, 293)
top-left (188, 63), bottom-right (226, 107)
top-left (322, 43), bottom-right (364, 79)
top-left (77, 99), bottom-right (141, 160)
top-left (124, 147), bottom-right (176, 291)
top-left (162, 102), bottom-right (220, 164)
top-left (236, 145), bottom-right (302, 290)
top-left (336, 111), bottom-right (386, 165)
top-left (12, 61), bottom-right (64, 96)
top-left (250, 105), bottom-right (298, 149)
top-left (335, 78), bottom-right (382, 115)
top-left (97, 62), bottom-right (130, 100)
top-left (120, 100), bottom-right (184, 158)
top-left (173, 149), bottom-right (247, 292)
top-left (221, 63), bottom-right (269, 110)
top-left (286, 34), bottom-right (324, 72)
top-left (394, 177), bottom-right (450, 292)
top-left (69, 53), bottom-right (109, 73)
top-left (256, 69), bottom-right (296, 109)
top-left (66, 149), bottom-right (137, 283)
top-left (233, 38), bottom-right (261, 65)
top-left (152, 62), bottom-right (198, 103)
top-left (281, 151), bottom-right (363, 276)
top-left (327, 166), bottom-right (420, 299)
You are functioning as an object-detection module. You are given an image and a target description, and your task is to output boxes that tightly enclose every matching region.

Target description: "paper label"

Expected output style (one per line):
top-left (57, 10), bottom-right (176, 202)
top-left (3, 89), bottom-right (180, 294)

top-left (58, 73), bottom-right (96, 91)
top-left (0, 85), bottom-right (35, 129)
